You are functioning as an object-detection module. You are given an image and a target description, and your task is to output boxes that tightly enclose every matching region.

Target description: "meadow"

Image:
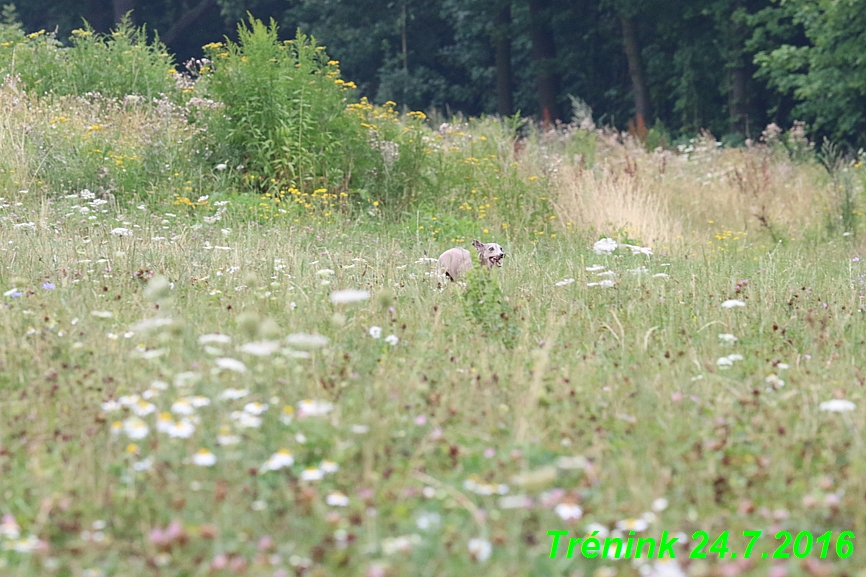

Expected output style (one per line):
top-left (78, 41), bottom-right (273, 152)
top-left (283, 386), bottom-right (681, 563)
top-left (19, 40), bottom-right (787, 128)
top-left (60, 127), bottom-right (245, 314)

top-left (1, 17), bottom-right (866, 577)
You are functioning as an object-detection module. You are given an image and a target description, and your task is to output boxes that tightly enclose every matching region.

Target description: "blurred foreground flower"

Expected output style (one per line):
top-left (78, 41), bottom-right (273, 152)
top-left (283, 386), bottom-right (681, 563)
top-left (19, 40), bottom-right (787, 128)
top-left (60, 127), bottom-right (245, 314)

top-left (192, 449), bottom-right (217, 466)
top-left (330, 289), bottom-right (370, 304)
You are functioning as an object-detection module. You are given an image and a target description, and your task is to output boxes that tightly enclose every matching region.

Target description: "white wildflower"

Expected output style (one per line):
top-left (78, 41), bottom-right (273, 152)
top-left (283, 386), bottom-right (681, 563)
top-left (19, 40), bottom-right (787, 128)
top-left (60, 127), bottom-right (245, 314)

top-left (554, 503), bottom-right (583, 521)
top-left (385, 334), bottom-right (399, 346)
top-left (132, 400), bottom-right (156, 417)
top-left (721, 299), bottom-right (746, 308)
top-left (285, 333), bottom-right (329, 348)
top-left (243, 402), bottom-right (268, 415)
top-left (297, 399), bottom-right (333, 417)
top-left (819, 399), bottom-right (856, 412)
top-left (554, 278), bottom-right (575, 287)
top-left (101, 400), bottom-right (122, 412)
top-left (329, 289), bottom-right (370, 304)
top-left (279, 405), bottom-right (295, 424)
top-left (123, 417), bottom-right (149, 440)
top-left (198, 333), bottom-right (231, 345)
top-left (219, 388), bottom-right (249, 400)
top-left (415, 511), bottom-right (441, 529)
top-left (467, 538), bottom-right (492, 562)
top-left (215, 357), bottom-right (247, 373)
top-left (300, 467), bottom-right (324, 481)
top-left (230, 411), bottom-right (262, 428)
top-left (718, 333), bottom-right (738, 344)
top-left (593, 238), bottom-right (618, 255)
top-left (615, 518), bottom-right (649, 532)
top-left (240, 340), bottom-right (281, 356)
top-left (369, 326), bottom-right (382, 339)
top-left (110, 228), bottom-right (132, 237)
top-left (260, 449), bottom-right (294, 472)
top-left (167, 419), bottom-right (196, 438)
top-left (192, 449), bottom-right (217, 467)
top-left (382, 534), bottom-right (421, 555)
top-left (326, 492), bottom-right (349, 507)
top-left (171, 398), bottom-right (195, 415)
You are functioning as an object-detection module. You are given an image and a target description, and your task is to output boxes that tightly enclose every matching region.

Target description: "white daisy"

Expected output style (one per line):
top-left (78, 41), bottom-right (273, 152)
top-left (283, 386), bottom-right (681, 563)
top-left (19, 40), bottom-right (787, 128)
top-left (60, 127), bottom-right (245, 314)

top-left (260, 449), bottom-right (294, 472)
top-left (216, 428), bottom-right (241, 446)
top-left (192, 449), bottom-right (217, 467)
top-left (231, 411), bottom-right (262, 428)
top-left (297, 399), bottom-right (334, 417)
top-left (721, 299), bottom-right (746, 308)
top-left (101, 400), bottom-right (122, 412)
top-left (326, 491), bottom-right (349, 507)
top-left (279, 405), bottom-right (295, 424)
top-left (167, 419), bottom-right (196, 438)
top-left (615, 518), bottom-right (649, 532)
top-left (155, 412), bottom-right (174, 433)
top-left (300, 467), bottom-right (324, 481)
top-left (369, 326), bottom-right (382, 339)
top-left (385, 334), bottom-right (399, 346)
top-left (554, 503), bottom-right (583, 521)
top-left (132, 400), bottom-right (156, 417)
top-left (171, 398), bottom-right (195, 415)
top-left (219, 388), bottom-right (249, 400)
top-left (243, 402), bottom-right (268, 415)
top-left (123, 417), bottom-right (150, 440)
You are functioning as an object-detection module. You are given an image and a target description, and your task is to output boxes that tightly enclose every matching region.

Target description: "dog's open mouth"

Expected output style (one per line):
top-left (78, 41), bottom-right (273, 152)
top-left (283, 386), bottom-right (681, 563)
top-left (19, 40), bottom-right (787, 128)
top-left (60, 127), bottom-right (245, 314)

top-left (491, 255), bottom-right (504, 266)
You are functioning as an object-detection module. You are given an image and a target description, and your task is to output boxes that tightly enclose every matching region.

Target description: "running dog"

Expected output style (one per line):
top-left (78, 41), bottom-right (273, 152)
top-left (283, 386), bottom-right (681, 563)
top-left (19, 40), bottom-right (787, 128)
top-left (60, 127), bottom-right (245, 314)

top-left (437, 239), bottom-right (505, 282)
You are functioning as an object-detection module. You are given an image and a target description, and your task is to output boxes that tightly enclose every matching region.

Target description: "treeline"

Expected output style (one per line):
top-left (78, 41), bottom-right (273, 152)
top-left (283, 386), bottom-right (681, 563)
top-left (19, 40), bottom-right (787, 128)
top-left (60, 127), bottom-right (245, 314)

top-left (9, 0), bottom-right (866, 144)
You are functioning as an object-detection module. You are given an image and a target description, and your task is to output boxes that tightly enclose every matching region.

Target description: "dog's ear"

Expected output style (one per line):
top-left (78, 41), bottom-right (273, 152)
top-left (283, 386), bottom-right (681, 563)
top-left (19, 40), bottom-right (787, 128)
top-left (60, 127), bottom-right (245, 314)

top-left (472, 239), bottom-right (484, 252)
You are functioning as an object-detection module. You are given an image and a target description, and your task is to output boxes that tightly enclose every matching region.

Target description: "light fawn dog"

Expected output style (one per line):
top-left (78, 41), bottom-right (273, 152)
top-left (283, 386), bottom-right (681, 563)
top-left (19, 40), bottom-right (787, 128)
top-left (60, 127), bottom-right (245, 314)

top-left (437, 240), bottom-right (505, 283)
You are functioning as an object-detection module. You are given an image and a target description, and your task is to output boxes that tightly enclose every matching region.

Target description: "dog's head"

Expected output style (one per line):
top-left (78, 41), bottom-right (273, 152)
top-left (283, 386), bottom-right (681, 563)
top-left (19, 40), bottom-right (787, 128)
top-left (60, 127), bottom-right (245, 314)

top-left (473, 239), bottom-right (505, 268)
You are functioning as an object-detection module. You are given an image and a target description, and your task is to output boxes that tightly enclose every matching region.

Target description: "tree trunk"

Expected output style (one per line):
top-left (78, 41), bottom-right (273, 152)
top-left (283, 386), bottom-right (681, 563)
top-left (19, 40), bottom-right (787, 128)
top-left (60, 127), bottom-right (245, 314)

top-left (728, 2), bottom-right (749, 137)
top-left (493, 4), bottom-right (514, 117)
top-left (113, 0), bottom-right (135, 23)
top-left (528, 0), bottom-right (560, 125)
top-left (730, 58), bottom-right (748, 136)
top-left (620, 15), bottom-right (651, 123)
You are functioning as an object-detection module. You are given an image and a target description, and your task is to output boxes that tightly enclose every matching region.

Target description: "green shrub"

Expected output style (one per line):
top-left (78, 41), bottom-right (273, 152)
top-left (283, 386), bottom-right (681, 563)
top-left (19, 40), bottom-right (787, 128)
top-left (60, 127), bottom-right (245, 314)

top-left (200, 18), bottom-right (360, 194)
top-left (199, 17), bottom-right (437, 215)
top-left (0, 16), bottom-right (176, 99)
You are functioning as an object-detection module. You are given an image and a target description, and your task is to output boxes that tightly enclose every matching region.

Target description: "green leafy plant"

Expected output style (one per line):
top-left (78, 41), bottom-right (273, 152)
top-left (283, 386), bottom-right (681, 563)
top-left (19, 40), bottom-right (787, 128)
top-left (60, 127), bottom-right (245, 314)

top-left (200, 17), bottom-right (361, 194)
top-left (0, 16), bottom-right (176, 99)
top-left (460, 265), bottom-right (518, 347)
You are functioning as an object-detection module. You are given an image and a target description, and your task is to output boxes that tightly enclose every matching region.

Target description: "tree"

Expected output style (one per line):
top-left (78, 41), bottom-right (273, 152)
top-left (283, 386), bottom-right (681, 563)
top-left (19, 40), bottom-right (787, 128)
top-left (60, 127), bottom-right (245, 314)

top-left (750, 0), bottom-right (866, 143)
top-left (613, 0), bottom-right (651, 124)
top-left (493, 1), bottom-right (514, 116)
top-left (527, 0), bottom-right (560, 123)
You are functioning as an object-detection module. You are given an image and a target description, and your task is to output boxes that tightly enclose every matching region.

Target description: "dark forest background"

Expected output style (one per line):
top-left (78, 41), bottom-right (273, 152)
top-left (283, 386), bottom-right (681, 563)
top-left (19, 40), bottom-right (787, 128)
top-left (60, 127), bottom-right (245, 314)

top-left (9, 0), bottom-right (866, 145)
